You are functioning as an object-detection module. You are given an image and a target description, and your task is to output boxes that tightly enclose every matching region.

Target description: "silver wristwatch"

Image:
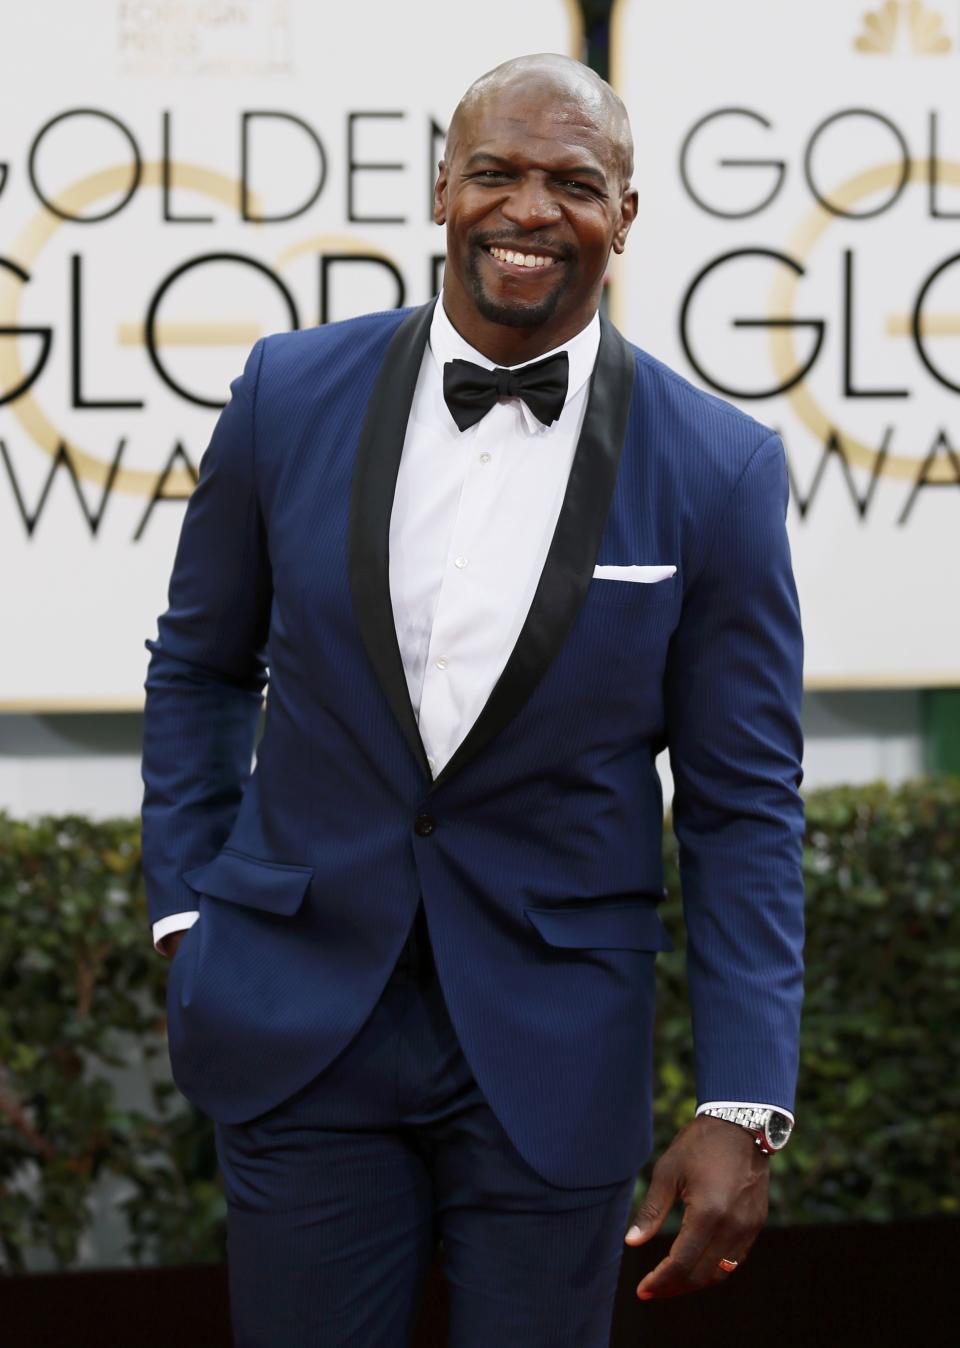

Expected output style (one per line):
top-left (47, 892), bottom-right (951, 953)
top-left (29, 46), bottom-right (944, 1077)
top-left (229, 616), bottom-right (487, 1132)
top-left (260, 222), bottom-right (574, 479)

top-left (698, 1104), bottom-right (794, 1154)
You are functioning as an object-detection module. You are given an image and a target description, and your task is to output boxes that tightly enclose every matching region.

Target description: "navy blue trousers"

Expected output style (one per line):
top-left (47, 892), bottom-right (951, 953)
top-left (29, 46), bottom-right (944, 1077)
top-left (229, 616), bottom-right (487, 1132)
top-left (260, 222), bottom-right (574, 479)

top-left (214, 901), bottom-right (636, 1346)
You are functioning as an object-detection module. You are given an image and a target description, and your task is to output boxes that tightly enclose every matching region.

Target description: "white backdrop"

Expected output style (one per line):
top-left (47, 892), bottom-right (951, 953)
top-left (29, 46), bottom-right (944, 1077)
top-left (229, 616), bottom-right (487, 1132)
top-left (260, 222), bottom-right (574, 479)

top-left (613, 0), bottom-right (960, 687)
top-left (0, 0), bottom-right (579, 709)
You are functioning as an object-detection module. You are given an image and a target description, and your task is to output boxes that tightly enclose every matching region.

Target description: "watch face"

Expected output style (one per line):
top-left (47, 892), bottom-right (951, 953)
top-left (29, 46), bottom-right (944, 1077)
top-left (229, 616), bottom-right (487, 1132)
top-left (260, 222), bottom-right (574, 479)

top-left (766, 1110), bottom-right (793, 1148)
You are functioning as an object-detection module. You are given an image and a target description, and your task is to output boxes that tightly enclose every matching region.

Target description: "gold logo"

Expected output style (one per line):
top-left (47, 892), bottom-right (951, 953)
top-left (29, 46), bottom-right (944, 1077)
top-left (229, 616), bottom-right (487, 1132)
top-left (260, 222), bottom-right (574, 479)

top-left (855, 1), bottom-right (952, 54)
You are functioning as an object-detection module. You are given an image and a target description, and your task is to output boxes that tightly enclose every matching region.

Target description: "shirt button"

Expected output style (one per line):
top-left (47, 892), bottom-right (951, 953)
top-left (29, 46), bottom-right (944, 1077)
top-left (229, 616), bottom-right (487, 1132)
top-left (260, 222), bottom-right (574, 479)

top-left (454, 556), bottom-right (468, 569)
top-left (435, 656), bottom-right (449, 670)
top-left (479, 452), bottom-right (491, 463)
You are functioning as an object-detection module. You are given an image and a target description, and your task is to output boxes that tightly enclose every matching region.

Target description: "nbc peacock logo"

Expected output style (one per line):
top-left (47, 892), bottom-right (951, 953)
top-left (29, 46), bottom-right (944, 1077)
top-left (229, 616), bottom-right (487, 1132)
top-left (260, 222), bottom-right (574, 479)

top-left (855, 0), bottom-right (953, 53)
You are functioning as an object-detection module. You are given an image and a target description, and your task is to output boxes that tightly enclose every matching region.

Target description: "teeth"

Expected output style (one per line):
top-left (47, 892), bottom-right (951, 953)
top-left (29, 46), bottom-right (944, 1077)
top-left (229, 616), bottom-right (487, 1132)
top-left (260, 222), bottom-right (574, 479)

top-left (489, 247), bottom-right (555, 267)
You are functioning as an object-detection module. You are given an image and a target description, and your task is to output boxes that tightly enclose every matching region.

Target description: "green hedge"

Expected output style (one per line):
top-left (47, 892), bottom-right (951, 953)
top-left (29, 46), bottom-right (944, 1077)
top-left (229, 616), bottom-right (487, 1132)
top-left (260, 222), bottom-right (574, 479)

top-left (1, 777), bottom-right (958, 1271)
top-left (656, 776), bottom-right (960, 1227)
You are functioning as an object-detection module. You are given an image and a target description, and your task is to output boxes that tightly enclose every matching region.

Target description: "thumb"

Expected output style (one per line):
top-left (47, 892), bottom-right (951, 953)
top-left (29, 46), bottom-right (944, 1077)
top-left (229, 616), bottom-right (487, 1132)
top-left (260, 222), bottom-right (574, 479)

top-left (624, 1170), bottom-right (676, 1244)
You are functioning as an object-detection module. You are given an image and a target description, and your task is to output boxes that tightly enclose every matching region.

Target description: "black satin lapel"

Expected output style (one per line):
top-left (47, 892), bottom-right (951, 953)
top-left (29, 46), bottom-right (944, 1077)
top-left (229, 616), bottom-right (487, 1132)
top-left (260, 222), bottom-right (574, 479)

top-left (429, 314), bottom-right (636, 794)
top-left (348, 299), bottom-right (436, 781)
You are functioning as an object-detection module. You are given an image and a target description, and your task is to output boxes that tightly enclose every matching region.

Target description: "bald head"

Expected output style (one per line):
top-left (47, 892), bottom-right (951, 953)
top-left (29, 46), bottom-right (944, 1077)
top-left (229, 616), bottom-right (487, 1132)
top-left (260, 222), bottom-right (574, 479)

top-left (446, 53), bottom-right (634, 183)
top-left (434, 51), bottom-right (639, 362)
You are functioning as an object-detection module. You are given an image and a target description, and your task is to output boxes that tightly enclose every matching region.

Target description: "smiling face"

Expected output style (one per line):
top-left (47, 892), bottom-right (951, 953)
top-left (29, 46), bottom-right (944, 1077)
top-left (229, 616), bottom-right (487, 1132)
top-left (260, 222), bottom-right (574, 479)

top-left (434, 64), bottom-right (638, 364)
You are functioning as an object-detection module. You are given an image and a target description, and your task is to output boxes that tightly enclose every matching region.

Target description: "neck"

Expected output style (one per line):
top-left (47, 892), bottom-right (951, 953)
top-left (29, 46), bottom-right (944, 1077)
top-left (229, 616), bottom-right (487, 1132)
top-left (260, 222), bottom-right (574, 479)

top-left (440, 282), bottom-right (599, 366)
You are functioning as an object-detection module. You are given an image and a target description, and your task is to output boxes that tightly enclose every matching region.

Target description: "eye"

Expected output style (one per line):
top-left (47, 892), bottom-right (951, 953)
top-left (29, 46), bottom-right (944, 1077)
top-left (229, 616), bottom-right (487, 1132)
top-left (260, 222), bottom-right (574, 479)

top-left (560, 179), bottom-right (599, 194)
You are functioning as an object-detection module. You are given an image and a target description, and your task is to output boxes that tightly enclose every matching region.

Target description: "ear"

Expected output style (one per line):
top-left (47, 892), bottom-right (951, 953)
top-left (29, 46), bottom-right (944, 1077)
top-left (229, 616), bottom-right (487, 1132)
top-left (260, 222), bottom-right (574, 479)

top-left (433, 159), bottom-right (448, 226)
top-left (612, 187), bottom-right (638, 255)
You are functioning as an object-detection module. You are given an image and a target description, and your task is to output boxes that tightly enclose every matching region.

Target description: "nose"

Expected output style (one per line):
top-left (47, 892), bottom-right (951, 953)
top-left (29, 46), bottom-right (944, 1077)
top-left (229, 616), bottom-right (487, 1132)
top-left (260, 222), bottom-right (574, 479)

top-left (500, 174), bottom-right (562, 230)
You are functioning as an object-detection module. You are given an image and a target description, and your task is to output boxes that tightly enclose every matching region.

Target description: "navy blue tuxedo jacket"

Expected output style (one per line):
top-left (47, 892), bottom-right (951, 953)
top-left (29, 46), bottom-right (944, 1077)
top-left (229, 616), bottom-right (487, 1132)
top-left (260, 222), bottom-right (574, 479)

top-left (141, 299), bottom-right (805, 1189)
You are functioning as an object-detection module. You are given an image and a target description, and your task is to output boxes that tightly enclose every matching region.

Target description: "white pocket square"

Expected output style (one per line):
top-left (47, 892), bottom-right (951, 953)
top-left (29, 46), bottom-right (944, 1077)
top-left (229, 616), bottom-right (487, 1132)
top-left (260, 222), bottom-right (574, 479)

top-left (592, 564), bottom-right (677, 583)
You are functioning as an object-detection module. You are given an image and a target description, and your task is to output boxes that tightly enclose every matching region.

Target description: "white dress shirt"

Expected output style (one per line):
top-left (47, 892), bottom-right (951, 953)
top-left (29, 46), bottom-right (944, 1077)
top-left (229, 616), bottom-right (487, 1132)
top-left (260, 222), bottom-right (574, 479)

top-left (388, 297), bottom-right (599, 779)
top-left (151, 300), bottom-right (790, 1127)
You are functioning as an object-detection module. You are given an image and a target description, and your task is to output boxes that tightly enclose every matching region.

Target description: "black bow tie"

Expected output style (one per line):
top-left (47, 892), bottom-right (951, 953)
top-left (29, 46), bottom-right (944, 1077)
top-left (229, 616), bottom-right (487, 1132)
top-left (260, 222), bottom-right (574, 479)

top-left (442, 351), bottom-right (569, 432)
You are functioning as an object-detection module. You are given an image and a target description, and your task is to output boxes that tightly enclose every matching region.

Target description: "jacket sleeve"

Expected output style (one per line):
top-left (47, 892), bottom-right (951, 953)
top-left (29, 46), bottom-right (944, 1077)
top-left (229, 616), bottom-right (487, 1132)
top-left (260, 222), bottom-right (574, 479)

top-left (663, 431), bottom-right (806, 1112)
top-left (140, 338), bottom-right (271, 930)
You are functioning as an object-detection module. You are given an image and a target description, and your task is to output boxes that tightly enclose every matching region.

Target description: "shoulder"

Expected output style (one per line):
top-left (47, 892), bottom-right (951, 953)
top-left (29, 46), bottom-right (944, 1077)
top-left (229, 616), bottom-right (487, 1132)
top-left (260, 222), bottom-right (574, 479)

top-left (614, 326), bottom-right (782, 492)
top-left (257, 305), bottom-right (414, 375)
top-left (240, 307), bottom-right (424, 455)
top-left (609, 328), bottom-right (790, 583)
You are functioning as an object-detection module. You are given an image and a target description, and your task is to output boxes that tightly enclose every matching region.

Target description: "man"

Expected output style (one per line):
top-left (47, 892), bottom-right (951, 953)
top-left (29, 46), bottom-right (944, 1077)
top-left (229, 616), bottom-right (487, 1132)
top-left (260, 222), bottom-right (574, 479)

top-left (141, 53), bottom-right (804, 1347)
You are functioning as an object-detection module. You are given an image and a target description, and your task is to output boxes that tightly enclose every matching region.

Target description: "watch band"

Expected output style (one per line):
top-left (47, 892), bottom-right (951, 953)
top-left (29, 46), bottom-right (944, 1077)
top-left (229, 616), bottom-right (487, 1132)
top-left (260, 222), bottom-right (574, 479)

top-left (695, 1101), bottom-right (795, 1126)
top-left (697, 1104), bottom-right (794, 1154)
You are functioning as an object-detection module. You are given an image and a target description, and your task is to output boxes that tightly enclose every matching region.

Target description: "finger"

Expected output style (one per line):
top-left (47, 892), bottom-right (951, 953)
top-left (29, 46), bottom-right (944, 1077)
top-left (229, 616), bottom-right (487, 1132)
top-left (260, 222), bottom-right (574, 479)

top-left (624, 1165), bottom-right (679, 1244)
top-left (635, 1205), bottom-right (719, 1299)
top-left (685, 1218), bottom-right (760, 1292)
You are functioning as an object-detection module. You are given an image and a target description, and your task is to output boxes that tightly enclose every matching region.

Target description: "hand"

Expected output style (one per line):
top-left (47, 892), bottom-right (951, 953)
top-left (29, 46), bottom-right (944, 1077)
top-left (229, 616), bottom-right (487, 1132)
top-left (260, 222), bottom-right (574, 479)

top-left (158, 929), bottom-right (188, 960)
top-left (623, 1113), bottom-right (769, 1299)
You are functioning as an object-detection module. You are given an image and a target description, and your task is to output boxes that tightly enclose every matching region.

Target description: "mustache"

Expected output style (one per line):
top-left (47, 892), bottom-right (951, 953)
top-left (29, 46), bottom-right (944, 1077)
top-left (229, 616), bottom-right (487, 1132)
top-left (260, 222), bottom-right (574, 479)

top-left (472, 233), bottom-right (577, 262)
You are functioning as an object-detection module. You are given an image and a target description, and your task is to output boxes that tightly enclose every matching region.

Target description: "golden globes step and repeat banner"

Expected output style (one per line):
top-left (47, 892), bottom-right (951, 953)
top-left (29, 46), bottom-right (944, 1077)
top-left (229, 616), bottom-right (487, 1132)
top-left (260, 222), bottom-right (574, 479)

top-left (0, 0), bottom-right (579, 709)
top-left (613, 0), bottom-right (959, 687)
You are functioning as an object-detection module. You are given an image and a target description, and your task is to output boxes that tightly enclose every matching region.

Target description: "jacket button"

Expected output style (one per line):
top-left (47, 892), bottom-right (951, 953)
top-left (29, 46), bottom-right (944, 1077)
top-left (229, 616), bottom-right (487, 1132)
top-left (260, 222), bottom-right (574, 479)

top-left (414, 813), bottom-right (436, 836)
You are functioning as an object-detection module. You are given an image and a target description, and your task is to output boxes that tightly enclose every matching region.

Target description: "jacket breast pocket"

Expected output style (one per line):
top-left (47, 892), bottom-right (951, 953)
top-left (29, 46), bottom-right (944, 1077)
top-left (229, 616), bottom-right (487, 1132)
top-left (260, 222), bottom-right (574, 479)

top-left (181, 848), bottom-right (314, 916)
top-left (524, 897), bottom-right (675, 952)
top-left (586, 575), bottom-right (680, 608)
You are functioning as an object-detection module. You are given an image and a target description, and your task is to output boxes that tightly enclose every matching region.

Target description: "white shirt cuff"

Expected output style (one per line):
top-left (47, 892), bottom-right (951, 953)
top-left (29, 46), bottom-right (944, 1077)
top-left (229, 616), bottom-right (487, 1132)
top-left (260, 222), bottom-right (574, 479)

top-left (697, 1100), bottom-right (796, 1126)
top-left (153, 910), bottom-right (199, 952)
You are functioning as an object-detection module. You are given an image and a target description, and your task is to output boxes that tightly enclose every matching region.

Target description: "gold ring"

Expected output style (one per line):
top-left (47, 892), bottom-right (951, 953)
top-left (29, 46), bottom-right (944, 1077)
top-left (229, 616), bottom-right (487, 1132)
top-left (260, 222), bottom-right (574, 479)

top-left (718, 1257), bottom-right (739, 1273)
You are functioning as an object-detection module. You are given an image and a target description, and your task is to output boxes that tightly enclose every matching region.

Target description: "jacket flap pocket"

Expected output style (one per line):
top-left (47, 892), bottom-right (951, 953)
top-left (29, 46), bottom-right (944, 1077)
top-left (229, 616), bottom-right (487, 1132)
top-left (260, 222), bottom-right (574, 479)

top-left (181, 848), bottom-right (314, 916)
top-left (525, 899), bottom-right (675, 952)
